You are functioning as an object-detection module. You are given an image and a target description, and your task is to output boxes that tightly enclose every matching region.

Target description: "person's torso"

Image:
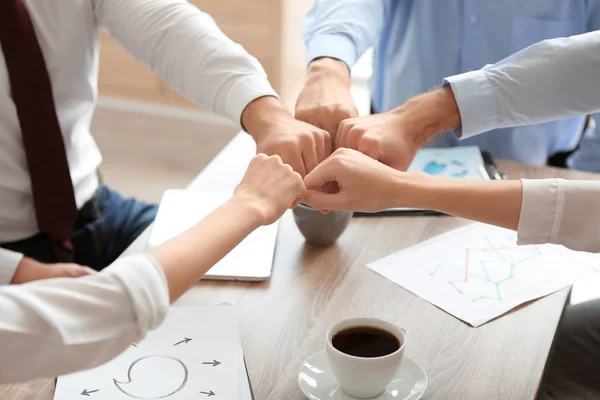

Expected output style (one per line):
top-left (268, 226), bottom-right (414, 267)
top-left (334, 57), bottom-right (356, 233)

top-left (372, 0), bottom-right (591, 166)
top-left (0, 0), bottom-right (101, 241)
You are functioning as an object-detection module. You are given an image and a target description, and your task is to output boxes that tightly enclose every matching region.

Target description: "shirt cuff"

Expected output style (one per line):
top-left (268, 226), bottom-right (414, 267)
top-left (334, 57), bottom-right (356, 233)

top-left (305, 33), bottom-right (357, 69)
top-left (442, 70), bottom-right (500, 139)
top-left (0, 248), bottom-right (24, 285)
top-left (517, 179), bottom-right (559, 246)
top-left (104, 254), bottom-right (170, 334)
top-left (223, 77), bottom-right (279, 130)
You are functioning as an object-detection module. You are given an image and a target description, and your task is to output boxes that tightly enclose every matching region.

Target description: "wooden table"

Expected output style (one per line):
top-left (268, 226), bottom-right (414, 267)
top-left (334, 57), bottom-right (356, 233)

top-left (4, 133), bottom-right (600, 400)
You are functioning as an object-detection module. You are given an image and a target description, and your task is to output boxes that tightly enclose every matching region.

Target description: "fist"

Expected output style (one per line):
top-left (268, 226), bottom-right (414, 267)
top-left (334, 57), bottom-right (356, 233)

top-left (235, 154), bottom-right (306, 225)
top-left (336, 111), bottom-right (418, 171)
top-left (303, 148), bottom-right (415, 212)
top-left (295, 58), bottom-right (358, 140)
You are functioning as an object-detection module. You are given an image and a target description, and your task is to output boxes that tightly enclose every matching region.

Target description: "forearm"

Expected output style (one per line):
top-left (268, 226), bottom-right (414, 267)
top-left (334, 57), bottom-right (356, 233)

top-left (402, 177), bottom-right (522, 230)
top-left (148, 198), bottom-right (262, 302)
top-left (445, 31), bottom-right (600, 138)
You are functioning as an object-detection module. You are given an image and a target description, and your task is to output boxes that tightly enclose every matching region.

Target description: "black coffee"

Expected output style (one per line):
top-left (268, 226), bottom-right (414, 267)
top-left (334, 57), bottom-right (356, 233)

top-left (332, 326), bottom-right (400, 358)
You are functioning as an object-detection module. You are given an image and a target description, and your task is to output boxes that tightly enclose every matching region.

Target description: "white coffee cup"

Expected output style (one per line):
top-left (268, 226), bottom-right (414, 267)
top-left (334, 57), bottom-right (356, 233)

top-left (325, 317), bottom-right (406, 399)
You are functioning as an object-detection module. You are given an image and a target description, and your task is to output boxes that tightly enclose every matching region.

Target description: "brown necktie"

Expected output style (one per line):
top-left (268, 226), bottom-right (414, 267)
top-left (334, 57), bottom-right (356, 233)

top-left (0, 0), bottom-right (78, 260)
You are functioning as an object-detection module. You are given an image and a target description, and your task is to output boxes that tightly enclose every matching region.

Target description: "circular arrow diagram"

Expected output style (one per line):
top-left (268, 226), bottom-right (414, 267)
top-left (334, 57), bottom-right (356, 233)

top-left (113, 356), bottom-right (188, 399)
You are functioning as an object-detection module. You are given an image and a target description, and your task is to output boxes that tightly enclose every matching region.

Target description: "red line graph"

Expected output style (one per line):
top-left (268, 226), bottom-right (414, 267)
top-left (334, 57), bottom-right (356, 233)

top-left (445, 246), bottom-right (514, 294)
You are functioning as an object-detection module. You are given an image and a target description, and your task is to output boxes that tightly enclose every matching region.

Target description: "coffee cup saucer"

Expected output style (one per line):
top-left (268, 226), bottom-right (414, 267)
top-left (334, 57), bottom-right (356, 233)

top-left (298, 350), bottom-right (427, 400)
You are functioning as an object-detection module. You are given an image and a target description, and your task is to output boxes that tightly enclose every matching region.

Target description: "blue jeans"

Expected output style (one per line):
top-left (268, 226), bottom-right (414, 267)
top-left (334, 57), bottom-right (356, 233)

top-left (1, 186), bottom-right (158, 271)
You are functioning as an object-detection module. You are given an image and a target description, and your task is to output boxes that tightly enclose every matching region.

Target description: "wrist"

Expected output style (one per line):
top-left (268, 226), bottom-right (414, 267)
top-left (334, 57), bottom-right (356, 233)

top-left (228, 194), bottom-right (269, 227)
top-left (387, 172), bottom-right (440, 210)
top-left (394, 87), bottom-right (462, 147)
top-left (307, 57), bottom-right (351, 86)
top-left (241, 96), bottom-right (292, 142)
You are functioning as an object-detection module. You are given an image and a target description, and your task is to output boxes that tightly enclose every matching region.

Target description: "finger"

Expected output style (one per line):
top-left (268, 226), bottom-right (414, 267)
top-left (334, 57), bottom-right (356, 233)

top-left (82, 267), bottom-right (97, 275)
top-left (324, 129), bottom-right (333, 158)
top-left (304, 189), bottom-right (348, 211)
top-left (286, 150), bottom-right (307, 178)
top-left (301, 140), bottom-right (319, 174)
top-left (316, 131), bottom-right (328, 163)
top-left (304, 160), bottom-right (337, 190)
top-left (336, 120), bottom-right (351, 149)
top-left (345, 127), bottom-right (362, 151)
top-left (357, 136), bottom-right (382, 161)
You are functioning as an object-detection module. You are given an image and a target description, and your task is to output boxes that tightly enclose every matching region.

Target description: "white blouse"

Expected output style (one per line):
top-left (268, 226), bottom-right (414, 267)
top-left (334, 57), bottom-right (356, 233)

top-left (445, 31), bottom-right (600, 252)
top-left (0, 254), bottom-right (169, 383)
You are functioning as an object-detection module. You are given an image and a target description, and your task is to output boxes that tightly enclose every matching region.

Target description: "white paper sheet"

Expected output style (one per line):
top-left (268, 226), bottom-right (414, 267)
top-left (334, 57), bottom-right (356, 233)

top-left (55, 306), bottom-right (243, 399)
top-left (367, 223), bottom-right (600, 327)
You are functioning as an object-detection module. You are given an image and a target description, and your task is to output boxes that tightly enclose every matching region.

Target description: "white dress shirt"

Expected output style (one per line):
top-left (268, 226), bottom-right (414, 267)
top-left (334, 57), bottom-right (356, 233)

top-left (0, 0), bottom-right (277, 282)
top-left (0, 253), bottom-right (169, 383)
top-left (444, 31), bottom-right (600, 252)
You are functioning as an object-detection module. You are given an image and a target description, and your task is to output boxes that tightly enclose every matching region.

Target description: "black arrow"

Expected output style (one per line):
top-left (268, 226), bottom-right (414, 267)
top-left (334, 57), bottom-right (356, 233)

top-left (81, 389), bottom-right (99, 396)
top-left (173, 338), bottom-right (193, 346)
top-left (201, 360), bottom-right (221, 367)
top-left (199, 390), bottom-right (215, 397)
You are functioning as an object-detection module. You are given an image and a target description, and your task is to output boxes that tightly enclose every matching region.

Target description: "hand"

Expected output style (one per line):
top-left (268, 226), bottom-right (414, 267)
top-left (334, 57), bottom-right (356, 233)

top-left (241, 96), bottom-right (331, 176)
top-left (336, 87), bottom-right (462, 171)
top-left (11, 257), bottom-right (96, 284)
top-left (303, 148), bottom-right (431, 212)
top-left (234, 153), bottom-right (306, 225)
top-left (295, 58), bottom-right (359, 139)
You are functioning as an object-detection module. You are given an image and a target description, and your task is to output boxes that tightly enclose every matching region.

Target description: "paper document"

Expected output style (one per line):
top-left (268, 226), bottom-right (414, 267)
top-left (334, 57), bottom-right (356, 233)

top-left (55, 306), bottom-right (250, 399)
top-left (367, 223), bottom-right (600, 326)
top-left (408, 146), bottom-right (487, 179)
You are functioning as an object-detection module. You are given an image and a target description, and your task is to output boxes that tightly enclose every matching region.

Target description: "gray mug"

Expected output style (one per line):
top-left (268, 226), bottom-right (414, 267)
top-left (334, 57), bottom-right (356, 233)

top-left (292, 204), bottom-right (353, 246)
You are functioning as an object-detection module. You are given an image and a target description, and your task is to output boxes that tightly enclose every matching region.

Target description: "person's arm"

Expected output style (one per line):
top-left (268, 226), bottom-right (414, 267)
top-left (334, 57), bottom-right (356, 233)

top-left (303, 149), bottom-right (600, 253)
top-left (94, 0), bottom-right (275, 128)
top-left (296, 0), bottom-right (390, 136)
top-left (0, 154), bottom-right (305, 383)
top-left (0, 250), bottom-right (95, 285)
top-left (334, 31), bottom-right (600, 170)
top-left (303, 0), bottom-right (389, 70)
top-left (93, 0), bottom-right (330, 175)
top-left (443, 30), bottom-right (600, 139)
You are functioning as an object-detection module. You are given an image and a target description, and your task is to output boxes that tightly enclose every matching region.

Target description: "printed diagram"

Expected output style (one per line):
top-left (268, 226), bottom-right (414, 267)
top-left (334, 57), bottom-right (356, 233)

top-left (77, 337), bottom-right (223, 399)
top-left (113, 356), bottom-right (188, 399)
top-left (422, 159), bottom-right (468, 178)
top-left (428, 236), bottom-right (599, 303)
top-left (367, 223), bottom-right (600, 326)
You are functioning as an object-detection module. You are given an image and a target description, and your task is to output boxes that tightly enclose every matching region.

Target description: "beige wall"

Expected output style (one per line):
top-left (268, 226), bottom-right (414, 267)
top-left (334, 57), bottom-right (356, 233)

top-left (98, 0), bottom-right (314, 110)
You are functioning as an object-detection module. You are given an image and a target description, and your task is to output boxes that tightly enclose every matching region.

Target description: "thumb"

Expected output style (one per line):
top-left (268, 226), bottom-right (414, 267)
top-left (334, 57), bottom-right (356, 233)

top-left (304, 189), bottom-right (349, 211)
top-left (304, 159), bottom-right (338, 190)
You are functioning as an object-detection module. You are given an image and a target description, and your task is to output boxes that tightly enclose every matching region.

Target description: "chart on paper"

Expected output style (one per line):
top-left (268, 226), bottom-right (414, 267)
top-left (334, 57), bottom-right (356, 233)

top-left (367, 223), bottom-right (600, 326)
top-left (54, 307), bottom-right (244, 400)
top-left (408, 146), bottom-right (486, 179)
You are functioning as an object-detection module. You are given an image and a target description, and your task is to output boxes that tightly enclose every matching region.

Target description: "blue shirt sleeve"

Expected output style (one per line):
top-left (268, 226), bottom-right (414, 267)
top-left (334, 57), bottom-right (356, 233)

top-left (302, 0), bottom-right (389, 69)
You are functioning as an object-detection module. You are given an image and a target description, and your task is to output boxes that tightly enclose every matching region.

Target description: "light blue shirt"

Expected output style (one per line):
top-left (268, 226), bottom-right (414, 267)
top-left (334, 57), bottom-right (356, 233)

top-left (303, 0), bottom-right (600, 171)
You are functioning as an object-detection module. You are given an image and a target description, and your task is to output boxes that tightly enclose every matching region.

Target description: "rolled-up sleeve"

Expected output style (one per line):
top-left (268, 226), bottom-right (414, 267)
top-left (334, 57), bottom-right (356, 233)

top-left (444, 31), bottom-right (600, 139)
top-left (518, 179), bottom-right (600, 253)
top-left (0, 254), bottom-right (169, 383)
top-left (303, 0), bottom-right (389, 69)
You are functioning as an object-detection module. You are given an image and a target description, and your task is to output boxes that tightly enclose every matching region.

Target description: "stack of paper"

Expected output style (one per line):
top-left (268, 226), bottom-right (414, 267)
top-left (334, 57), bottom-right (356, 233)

top-left (55, 306), bottom-right (253, 399)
